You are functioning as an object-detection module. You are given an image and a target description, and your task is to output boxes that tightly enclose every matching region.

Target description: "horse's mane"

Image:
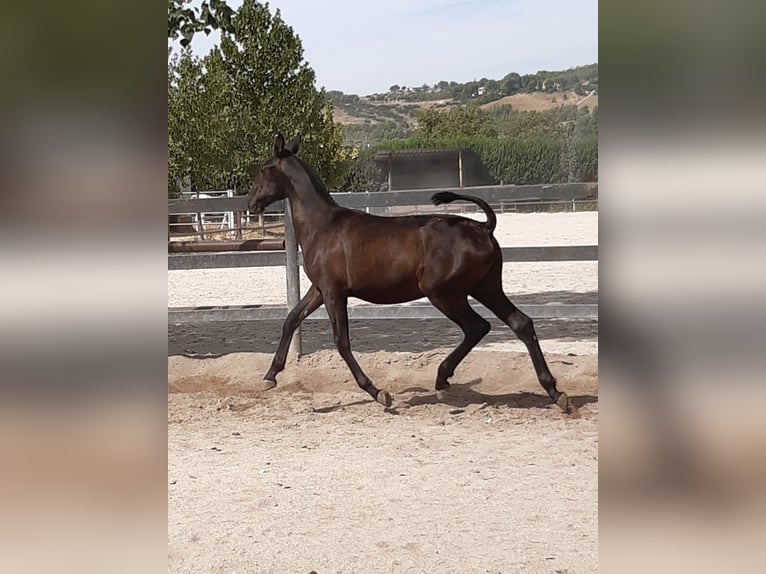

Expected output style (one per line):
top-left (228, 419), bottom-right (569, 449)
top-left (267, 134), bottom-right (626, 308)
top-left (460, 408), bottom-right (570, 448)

top-left (290, 155), bottom-right (338, 207)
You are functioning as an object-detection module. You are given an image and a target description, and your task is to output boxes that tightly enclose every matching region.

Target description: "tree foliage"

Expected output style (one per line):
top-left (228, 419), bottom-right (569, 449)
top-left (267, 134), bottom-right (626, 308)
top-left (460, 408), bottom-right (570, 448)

top-left (488, 104), bottom-right (598, 140)
top-left (168, 0), bottom-right (345, 195)
top-left (168, 0), bottom-right (236, 47)
top-left (338, 148), bottom-right (386, 192)
top-left (415, 105), bottom-right (497, 139)
top-left (343, 121), bottom-right (412, 147)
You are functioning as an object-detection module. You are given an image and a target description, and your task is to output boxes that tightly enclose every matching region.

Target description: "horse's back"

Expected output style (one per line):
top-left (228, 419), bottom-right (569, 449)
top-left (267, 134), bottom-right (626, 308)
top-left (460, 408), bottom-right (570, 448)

top-left (307, 209), bottom-right (497, 300)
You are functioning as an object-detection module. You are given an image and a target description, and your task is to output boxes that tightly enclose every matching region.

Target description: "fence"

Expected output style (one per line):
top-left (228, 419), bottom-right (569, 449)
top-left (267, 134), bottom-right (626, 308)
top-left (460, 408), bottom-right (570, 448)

top-left (167, 182), bottom-right (597, 214)
top-left (168, 183), bottom-right (599, 354)
top-left (171, 190), bottom-right (236, 238)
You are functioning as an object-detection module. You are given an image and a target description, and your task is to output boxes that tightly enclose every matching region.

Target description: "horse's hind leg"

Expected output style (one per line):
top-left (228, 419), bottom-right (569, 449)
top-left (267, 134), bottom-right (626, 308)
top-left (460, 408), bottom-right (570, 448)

top-left (263, 284), bottom-right (323, 388)
top-left (427, 295), bottom-right (491, 392)
top-left (324, 292), bottom-right (392, 407)
top-left (472, 281), bottom-right (571, 413)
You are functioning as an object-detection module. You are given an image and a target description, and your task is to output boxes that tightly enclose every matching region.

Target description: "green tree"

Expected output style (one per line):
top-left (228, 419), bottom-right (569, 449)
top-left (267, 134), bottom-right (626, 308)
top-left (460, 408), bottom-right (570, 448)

top-left (339, 149), bottom-right (385, 192)
top-left (168, 0), bottom-right (235, 47)
top-left (415, 105), bottom-right (496, 139)
top-left (486, 104), bottom-right (597, 141)
top-left (168, 50), bottom-right (240, 192)
top-left (168, 0), bottom-right (345, 195)
top-left (500, 72), bottom-right (521, 95)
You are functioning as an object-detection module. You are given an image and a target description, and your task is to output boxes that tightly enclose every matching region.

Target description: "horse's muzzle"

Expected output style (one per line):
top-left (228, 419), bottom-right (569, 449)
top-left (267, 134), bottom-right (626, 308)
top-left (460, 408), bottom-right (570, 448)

top-left (248, 198), bottom-right (265, 214)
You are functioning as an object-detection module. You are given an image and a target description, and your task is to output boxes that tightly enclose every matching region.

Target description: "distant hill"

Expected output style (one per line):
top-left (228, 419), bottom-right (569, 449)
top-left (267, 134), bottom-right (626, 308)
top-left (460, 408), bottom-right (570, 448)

top-left (481, 91), bottom-right (598, 112)
top-left (329, 63), bottom-right (598, 146)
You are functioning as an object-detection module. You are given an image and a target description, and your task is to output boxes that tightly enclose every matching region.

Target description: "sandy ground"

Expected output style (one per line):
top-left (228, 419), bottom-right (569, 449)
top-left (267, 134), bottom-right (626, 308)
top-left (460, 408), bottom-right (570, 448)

top-left (168, 211), bottom-right (598, 573)
top-left (169, 350), bottom-right (598, 574)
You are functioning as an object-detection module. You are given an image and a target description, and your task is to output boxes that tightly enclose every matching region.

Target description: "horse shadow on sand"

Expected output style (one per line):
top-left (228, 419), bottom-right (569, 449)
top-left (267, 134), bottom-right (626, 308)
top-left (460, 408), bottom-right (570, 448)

top-left (310, 378), bottom-right (597, 415)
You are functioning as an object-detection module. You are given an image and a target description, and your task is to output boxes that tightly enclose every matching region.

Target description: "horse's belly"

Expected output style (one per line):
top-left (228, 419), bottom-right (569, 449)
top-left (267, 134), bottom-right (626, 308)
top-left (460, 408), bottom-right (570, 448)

top-left (350, 278), bottom-right (423, 304)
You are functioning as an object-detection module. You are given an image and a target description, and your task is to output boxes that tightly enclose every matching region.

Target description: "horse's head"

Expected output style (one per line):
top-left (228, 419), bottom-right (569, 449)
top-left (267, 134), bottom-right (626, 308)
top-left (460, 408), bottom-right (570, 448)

top-left (247, 133), bottom-right (301, 214)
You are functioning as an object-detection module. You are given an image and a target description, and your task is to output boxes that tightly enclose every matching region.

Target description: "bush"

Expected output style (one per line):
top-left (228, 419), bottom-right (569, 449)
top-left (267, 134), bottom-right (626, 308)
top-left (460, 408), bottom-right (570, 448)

top-left (338, 149), bottom-right (386, 192)
top-left (376, 136), bottom-right (598, 185)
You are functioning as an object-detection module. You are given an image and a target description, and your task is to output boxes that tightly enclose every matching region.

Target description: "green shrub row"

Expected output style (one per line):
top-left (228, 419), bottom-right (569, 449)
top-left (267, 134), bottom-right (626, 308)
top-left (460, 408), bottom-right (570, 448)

top-left (375, 135), bottom-right (597, 185)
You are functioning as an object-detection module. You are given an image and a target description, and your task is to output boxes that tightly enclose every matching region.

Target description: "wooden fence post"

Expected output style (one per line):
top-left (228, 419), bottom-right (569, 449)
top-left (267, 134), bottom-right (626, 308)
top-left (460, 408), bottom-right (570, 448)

top-left (235, 210), bottom-right (242, 240)
top-left (284, 199), bottom-right (302, 357)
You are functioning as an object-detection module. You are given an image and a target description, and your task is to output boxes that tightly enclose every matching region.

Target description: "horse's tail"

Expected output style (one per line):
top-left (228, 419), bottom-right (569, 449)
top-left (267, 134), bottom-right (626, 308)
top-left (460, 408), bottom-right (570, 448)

top-left (431, 191), bottom-right (497, 233)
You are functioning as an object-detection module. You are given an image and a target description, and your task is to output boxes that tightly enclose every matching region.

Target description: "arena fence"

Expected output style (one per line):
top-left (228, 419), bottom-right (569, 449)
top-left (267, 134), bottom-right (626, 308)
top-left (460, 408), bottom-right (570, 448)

top-left (168, 183), bottom-right (598, 354)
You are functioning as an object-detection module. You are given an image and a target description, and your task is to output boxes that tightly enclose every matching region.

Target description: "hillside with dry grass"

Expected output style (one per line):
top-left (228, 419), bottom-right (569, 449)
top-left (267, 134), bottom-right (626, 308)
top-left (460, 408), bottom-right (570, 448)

top-left (481, 91), bottom-right (598, 112)
top-left (330, 63), bottom-right (597, 146)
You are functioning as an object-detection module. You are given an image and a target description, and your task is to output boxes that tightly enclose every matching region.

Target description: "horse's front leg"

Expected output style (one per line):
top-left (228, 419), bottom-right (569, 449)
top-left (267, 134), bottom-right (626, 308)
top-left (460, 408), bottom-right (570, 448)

top-left (263, 285), bottom-right (323, 389)
top-left (324, 292), bottom-right (392, 407)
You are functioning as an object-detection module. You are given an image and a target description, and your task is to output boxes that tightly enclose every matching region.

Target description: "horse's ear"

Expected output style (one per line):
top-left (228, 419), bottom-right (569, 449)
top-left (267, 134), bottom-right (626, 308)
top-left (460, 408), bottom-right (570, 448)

top-left (274, 133), bottom-right (285, 157)
top-left (286, 134), bottom-right (301, 155)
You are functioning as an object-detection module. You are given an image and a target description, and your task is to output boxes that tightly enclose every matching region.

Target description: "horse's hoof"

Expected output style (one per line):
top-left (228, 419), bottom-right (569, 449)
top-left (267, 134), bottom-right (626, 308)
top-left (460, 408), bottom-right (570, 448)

top-left (262, 379), bottom-right (277, 391)
top-left (435, 390), bottom-right (448, 402)
top-left (556, 392), bottom-right (572, 414)
top-left (376, 390), bottom-right (392, 407)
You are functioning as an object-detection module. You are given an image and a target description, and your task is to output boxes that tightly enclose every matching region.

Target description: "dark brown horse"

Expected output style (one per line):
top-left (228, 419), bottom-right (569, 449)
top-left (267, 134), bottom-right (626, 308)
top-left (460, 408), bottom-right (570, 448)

top-left (248, 134), bottom-right (571, 413)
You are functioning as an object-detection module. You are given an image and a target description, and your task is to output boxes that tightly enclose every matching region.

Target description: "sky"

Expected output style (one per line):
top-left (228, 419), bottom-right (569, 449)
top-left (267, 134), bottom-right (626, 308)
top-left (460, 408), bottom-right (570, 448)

top-left (182, 0), bottom-right (598, 95)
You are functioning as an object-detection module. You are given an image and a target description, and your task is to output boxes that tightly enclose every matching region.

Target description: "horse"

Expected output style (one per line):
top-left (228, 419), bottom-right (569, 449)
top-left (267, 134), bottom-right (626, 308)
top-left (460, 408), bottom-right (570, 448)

top-left (247, 133), bottom-right (571, 414)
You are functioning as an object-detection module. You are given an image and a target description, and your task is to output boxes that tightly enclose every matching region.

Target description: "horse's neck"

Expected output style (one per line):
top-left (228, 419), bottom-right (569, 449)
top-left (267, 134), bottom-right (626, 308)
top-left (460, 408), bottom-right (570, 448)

top-left (286, 172), bottom-right (338, 249)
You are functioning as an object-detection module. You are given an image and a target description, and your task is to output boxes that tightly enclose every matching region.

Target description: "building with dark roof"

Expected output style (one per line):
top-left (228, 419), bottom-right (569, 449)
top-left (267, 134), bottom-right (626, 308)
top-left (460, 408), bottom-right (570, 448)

top-left (373, 148), bottom-right (493, 191)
